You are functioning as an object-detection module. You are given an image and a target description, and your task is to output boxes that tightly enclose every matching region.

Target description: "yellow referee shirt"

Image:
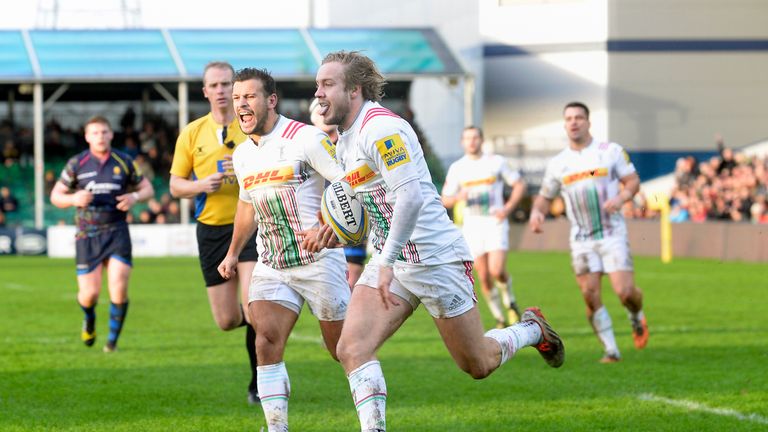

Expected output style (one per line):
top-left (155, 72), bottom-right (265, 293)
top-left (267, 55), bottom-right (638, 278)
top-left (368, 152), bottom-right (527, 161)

top-left (170, 113), bottom-right (248, 225)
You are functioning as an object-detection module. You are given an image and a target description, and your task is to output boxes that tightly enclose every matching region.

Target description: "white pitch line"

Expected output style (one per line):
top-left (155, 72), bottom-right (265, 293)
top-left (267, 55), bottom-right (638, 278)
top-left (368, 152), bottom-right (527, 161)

top-left (288, 333), bottom-right (323, 344)
top-left (638, 393), bottom-right (768, 425)
top-left (2, 282), bottom-right (29, 291)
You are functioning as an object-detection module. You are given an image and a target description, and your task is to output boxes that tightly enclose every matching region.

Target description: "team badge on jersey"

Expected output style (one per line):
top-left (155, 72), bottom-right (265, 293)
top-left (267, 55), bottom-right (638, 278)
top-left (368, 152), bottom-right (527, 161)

top-left (113, 166), bottom-right (121, 175)
top-left (321, 136), bottom-right (336, 159)
top-left (375, 134), bottom-right (410, 170)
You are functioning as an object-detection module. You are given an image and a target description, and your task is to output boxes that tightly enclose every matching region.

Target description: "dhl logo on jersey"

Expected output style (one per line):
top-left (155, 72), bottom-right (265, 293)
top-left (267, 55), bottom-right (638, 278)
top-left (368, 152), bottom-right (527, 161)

top-left (562, 167), bottom-right (608, 185)
top-left (375, 134), bottom-right (410, 170)
top-left (242, 166), bottom-right (295, 189)
top-left (461, 176), bottom-right (495, 188)
top-left (345, 164), bottom-right (376, 188)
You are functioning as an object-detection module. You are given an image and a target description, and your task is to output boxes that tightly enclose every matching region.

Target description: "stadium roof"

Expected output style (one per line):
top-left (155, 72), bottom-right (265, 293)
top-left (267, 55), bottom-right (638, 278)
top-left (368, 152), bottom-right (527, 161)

top-left (0, 28), bottom-right (465, 83)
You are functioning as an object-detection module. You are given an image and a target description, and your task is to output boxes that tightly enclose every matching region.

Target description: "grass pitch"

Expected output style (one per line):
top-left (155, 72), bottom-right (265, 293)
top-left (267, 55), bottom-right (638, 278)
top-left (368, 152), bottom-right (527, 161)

top-left (1, 252), bottom-right (766, 431)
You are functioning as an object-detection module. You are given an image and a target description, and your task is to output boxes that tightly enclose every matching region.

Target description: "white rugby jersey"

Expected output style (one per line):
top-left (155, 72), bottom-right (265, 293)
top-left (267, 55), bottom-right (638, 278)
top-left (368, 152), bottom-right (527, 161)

top-left (336, 101), bottom-right (467, 265)
top-left (443, 154), bottom-right (521, 218)
top-left (539, 139), bottom-right (636, 242)
top-left (233, 115), bottom-right (345, 269)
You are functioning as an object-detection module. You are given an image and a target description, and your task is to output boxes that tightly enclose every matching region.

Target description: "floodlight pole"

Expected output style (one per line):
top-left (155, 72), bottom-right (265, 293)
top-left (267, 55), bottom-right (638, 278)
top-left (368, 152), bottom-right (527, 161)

top-left (463, 75), bottom-right (475, 127)
top-left (33, 83), bottom-right (44, 229)
top-left (178, 81), bottom-right (190, 225)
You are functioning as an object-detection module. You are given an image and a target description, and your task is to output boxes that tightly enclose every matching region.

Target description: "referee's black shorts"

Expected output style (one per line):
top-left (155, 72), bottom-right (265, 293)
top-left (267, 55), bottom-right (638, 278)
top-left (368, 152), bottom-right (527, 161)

top-left (196, 222), bottom-right (258, 287)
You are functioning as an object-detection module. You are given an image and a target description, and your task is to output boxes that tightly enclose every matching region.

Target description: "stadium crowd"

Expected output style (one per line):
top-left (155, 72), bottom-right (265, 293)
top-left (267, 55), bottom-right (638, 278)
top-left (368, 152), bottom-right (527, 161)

top-left (665, 147), bottom-right (768, 224)
top-left (0, 101), bottom-right (446, 228)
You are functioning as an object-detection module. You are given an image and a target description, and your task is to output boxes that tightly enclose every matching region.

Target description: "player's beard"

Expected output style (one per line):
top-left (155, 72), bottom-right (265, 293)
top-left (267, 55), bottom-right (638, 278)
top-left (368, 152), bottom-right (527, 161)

top-left (240, 102), bottom-right (270, 136)
top-left (324, 96), bottom-right (350, 128)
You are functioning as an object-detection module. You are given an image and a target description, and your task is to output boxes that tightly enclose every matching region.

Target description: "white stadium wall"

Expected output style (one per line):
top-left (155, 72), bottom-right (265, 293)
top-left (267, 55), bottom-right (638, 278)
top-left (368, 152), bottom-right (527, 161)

top-left (478, 0), bottom-right (768, 163)
top-left (607, 0), bottom-right (768, 152)
top-left (479, 0), bottom-right (609, 159)
top-left (608, 52), bottom-right (768, 153)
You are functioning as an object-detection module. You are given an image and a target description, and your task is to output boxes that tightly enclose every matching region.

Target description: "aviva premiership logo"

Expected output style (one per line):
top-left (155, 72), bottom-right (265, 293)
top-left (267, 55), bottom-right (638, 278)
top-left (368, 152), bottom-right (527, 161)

top-left (375, 134), bottom-right (410, 171)
top-left (321, 136), bottom-right (336, 159)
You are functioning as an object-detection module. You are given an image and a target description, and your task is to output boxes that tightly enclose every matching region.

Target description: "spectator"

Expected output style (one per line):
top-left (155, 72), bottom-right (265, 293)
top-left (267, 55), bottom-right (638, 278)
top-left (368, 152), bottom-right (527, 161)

top-left (751, 194), bottom-right (768, 223)
top-left (134, 154), bottom-right (155, 181)
top-left (165, 200), bottom-right (181, 224)
top-left (669, 190), bottom-right (690, 223)
top-left (138, 209), bottom-right (154, 224)
top-left (2, 139), bottom-right (20, 164)
top-left (0, 186), bottom-right (19, 213)
top-left (44, 169), bottom-right (58, 195)
top-left (122, 135), bottom-right (140, 159)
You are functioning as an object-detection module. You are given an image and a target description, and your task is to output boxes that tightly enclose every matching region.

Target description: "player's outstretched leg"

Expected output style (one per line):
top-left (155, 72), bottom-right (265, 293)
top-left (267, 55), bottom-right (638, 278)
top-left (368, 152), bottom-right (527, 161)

top-left (483, 306), bottom-right (564, 369)
top-left (521, 307), bottom-right (565, 368)
top-left (629, 311), bottom-right (648, 350)
top-left (79, 302), bottom-right (97, 347)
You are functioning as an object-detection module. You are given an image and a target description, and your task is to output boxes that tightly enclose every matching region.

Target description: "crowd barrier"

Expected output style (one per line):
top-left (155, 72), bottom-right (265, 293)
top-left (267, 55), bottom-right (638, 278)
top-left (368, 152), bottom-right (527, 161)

top-left (510, 219), bottom-right (768, 263)
top-left (47, 224), bottom-right (198, 258)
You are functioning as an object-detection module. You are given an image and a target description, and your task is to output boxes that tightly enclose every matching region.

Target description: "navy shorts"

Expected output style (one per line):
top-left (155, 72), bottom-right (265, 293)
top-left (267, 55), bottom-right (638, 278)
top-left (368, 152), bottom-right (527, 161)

top-left (75, 225), bottom-right (132, 275)
top-left (197, 222), bottom-right (258, 287)
top-left (344, 244), bottom-right (367, 266)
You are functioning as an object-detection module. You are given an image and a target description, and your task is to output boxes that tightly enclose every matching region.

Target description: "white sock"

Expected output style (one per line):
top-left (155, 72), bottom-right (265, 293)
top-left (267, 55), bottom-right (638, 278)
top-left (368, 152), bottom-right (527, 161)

top-left (481, 288), bottom-right (506, 322)
top-left (495, 279), bottom-right (516, 305)
top-left (348, 361), bottom-right (387, 432)
top-left (485, 320), bottom-right (542, 366)
top-left (591, 306), bottom-right (620, 356)
top-left (483, 287), bottom-right (506, 323)
top-left (257, 362), bottom-right (290, 432)
top-left (627, 309), bottom-right (645, 324)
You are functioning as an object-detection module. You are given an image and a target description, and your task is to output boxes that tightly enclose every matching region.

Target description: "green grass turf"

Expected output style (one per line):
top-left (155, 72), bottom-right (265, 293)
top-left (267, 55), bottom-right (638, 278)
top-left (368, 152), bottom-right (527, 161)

top-left (1, 252), bottom-right (766, 431)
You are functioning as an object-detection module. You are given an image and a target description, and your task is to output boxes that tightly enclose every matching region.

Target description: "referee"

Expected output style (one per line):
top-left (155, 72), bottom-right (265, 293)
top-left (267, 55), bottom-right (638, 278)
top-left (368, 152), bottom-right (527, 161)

top-left (170, 61), bottom-right (260, 404)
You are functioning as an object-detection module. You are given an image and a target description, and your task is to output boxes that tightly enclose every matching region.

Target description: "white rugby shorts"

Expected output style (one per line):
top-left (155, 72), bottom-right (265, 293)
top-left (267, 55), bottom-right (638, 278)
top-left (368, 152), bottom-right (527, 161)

top-left (248, 251), bottom-right (349, 321)
top-left (357, 257), bottom-right (477, 319)
top-left (461, 215), bottom-right (509, 257)
top-left (570, 235), bottom-right (634, 275)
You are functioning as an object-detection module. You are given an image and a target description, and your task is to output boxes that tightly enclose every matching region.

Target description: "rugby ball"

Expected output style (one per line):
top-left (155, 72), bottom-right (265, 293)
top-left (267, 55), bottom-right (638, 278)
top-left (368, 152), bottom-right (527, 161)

top-left (321, 181), bottom-right (369, 245)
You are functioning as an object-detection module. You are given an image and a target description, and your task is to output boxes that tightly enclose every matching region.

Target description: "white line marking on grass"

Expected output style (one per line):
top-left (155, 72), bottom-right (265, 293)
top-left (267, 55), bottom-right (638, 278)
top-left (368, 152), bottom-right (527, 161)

top-left (638, 393), bottom-right (768, 425)
top-left (288, 333), bottom-right (323, 344)
top-left (558, 325), bottom-right (766, 336)
top-left (3, 282), bottom-right (29, 291)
